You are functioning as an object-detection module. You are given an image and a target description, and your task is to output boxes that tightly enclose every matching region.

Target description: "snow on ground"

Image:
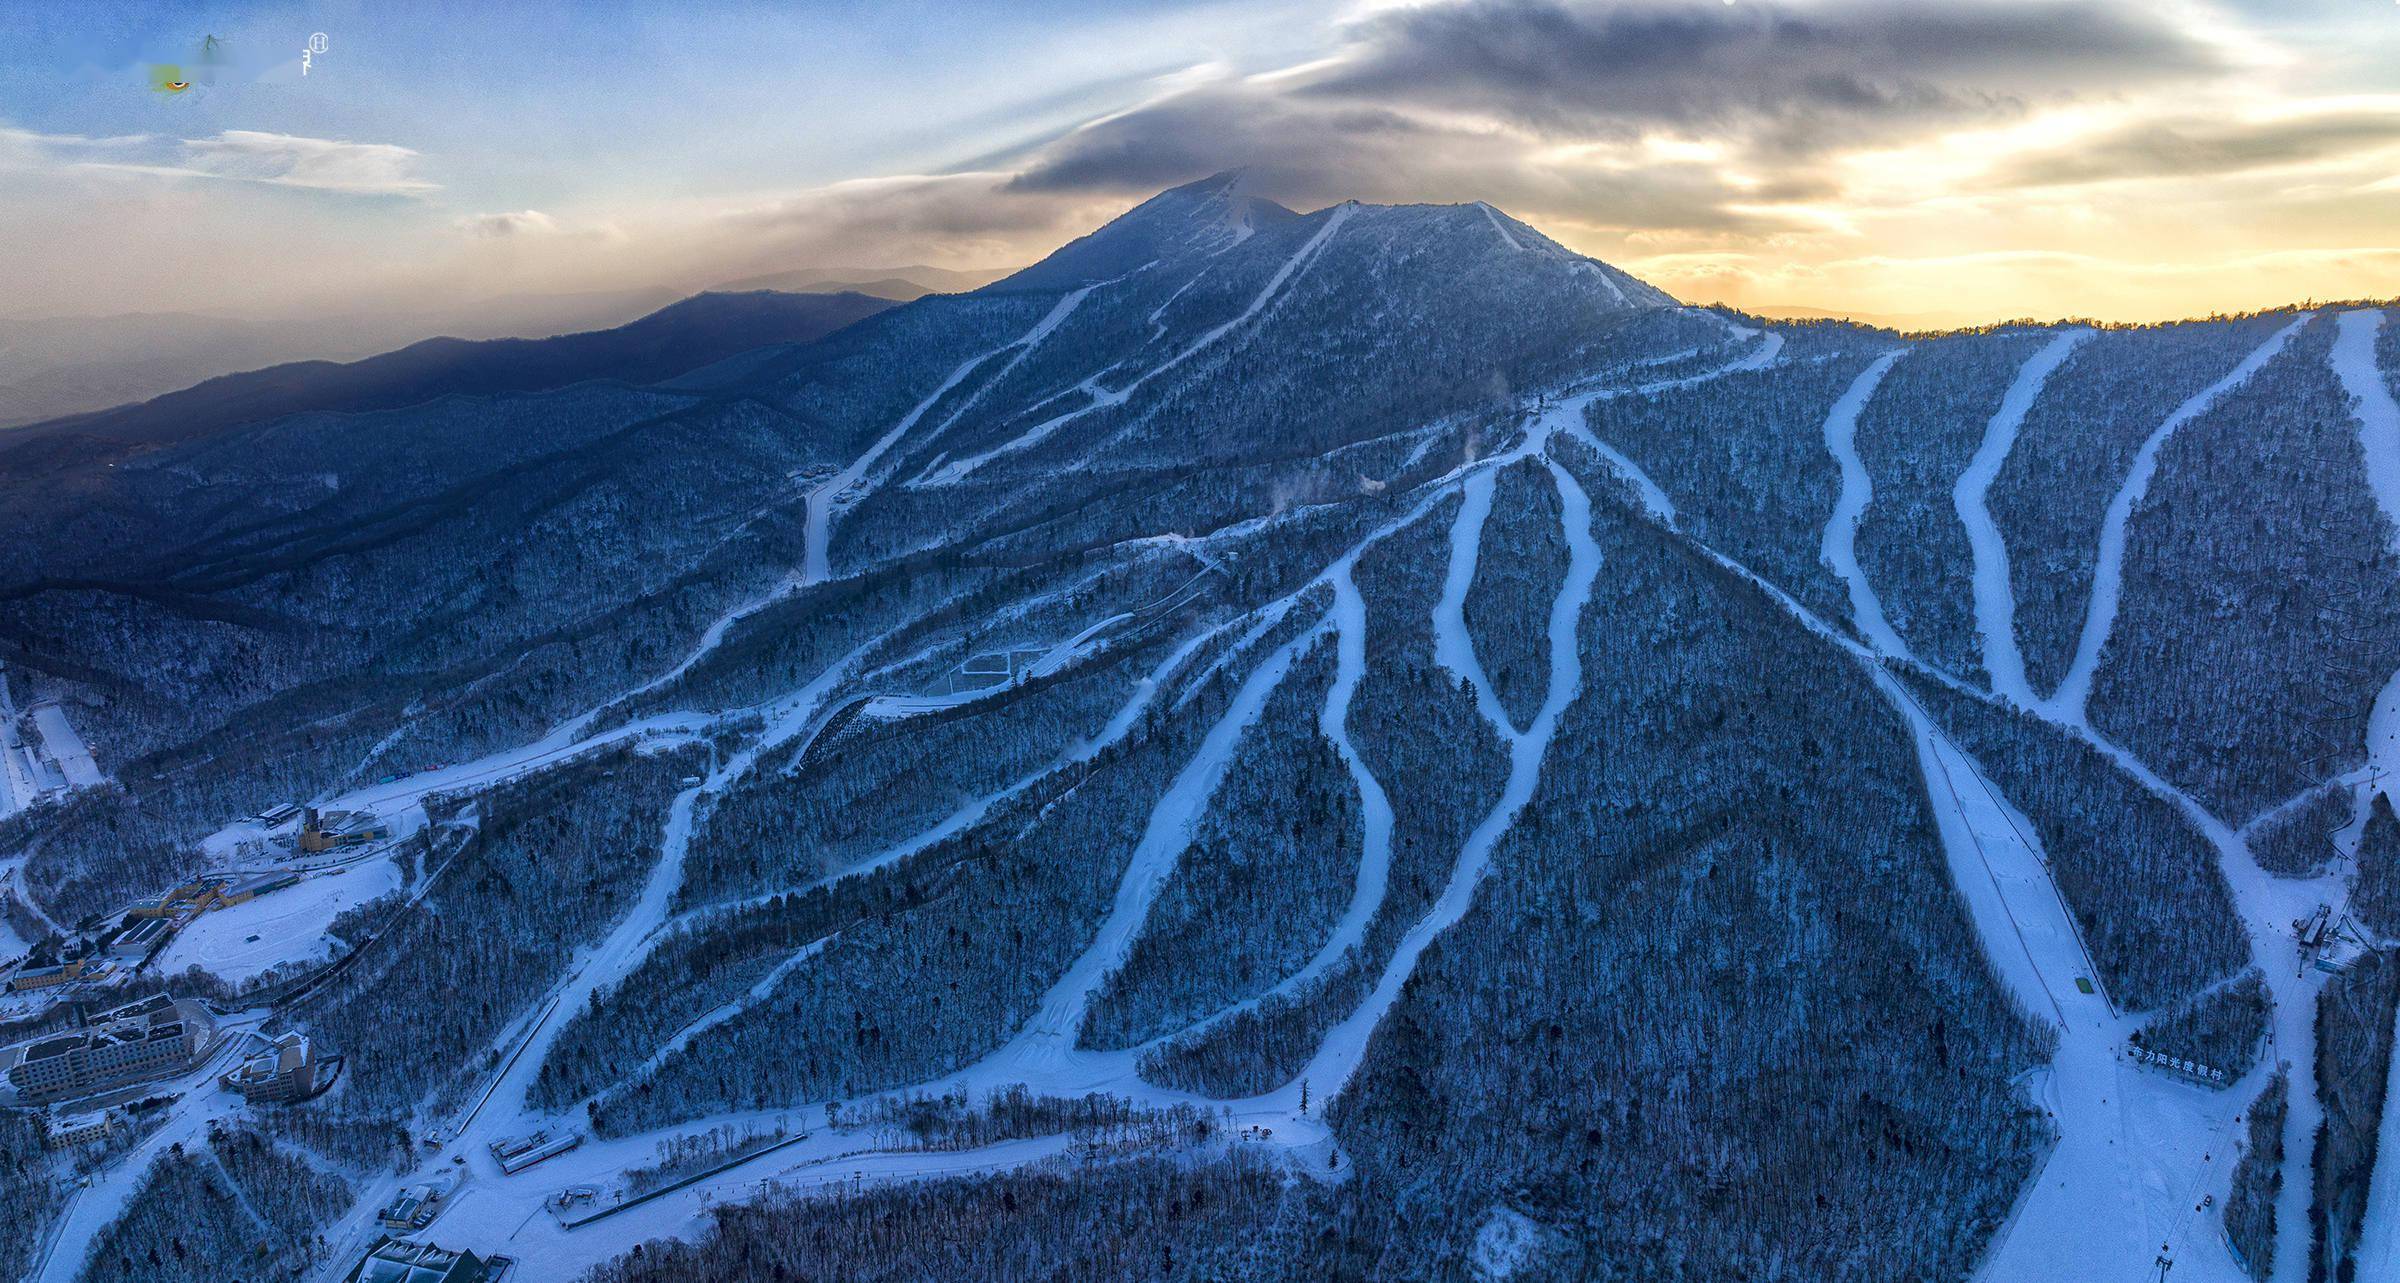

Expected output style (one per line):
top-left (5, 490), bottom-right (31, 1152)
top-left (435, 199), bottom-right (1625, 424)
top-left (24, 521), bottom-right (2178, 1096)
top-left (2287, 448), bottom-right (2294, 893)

top-left (1958, 329), bottom-right (2093, 709)
top-left (33, 1015), bottom-right (267, 1283)
top-left (919, 203), bottom-right (1358, 486)
top-left (1276, 449), bottom-right (1601, 1110)
top-left (0, 717), bottom-right (33, 822)
top-left (1573, 363), bottom-right (2263, 1283)
top-left (370, 1129), bottom-right (1081, 1283)
top-left (1470, 1205), bottom-right (1544, 1280)
top-left (72, 327), bottom-right (2369, 1282)
top-left (2328, 308), bottom-right (2400, 1280)
top-left (28, 703), bottom-right (101, 788)
top-left (154, 860), bottom-right (404, 984)
top-left (1818, 349), bottom-right (1910, 656)
top-left (1285, 567), bottom-right (1393, 993)
top-left (279, 712), bottom-right (710, 841)
top-left (2049, 314), bottom-right (2313, 722)
top-left (1901, 682), bottom-right (2258, 1283)
top-left (1476, 202), bottom-right (1525, 252)
top-left (2359, 995), bottom-right (2400, 1282)
top-left (994, 617), bottom-right (1332, 1074)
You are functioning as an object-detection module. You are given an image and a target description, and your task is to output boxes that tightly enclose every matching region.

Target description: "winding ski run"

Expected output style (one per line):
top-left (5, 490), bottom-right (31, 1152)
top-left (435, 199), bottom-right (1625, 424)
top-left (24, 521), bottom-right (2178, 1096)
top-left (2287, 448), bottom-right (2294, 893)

top-left (91, 311), bottom-right (2398, 1283)
top-left (916, 203), bottom-right (1357, 486)
top-left (2048, 315), bottom-right (2312, 723)
top-left (2334, 307), bottom-right (2400, 1282)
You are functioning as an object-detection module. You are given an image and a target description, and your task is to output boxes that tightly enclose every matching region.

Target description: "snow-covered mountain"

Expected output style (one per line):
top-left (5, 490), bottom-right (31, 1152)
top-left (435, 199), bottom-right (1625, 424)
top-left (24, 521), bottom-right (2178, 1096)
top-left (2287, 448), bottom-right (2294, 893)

top-left (2, 173), bottom-right (2398, 1283)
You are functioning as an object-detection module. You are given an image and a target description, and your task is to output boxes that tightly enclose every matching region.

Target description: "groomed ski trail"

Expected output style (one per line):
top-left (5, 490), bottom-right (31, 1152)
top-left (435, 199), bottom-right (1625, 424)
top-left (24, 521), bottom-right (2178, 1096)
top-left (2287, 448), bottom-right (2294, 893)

top-left (1581, 372), bottom-right (2268, 1283)
top-left (919, 203), bottom-right (1357, 485)
top-left (1276, 449), bottom-right (1603, 1110)
top-left (1959, 329), bottom-right (2093, 708)
top-left (1818, 349), bottom-right (1910, 656)
top-left (2049, 315), bottom-right (2313, 722)
top-left (2330, 307), bottom-right (2400, 1282)
top-left (807, 288), bottom-right (1093, 581)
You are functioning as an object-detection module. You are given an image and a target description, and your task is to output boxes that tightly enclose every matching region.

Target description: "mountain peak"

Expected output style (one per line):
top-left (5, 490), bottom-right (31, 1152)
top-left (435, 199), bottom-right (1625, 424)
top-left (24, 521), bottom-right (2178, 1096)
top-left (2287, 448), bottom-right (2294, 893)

top-left (998, 171), bottom-right (1300, 291)
top-left (1000, 174), bottom-right (1671, 309)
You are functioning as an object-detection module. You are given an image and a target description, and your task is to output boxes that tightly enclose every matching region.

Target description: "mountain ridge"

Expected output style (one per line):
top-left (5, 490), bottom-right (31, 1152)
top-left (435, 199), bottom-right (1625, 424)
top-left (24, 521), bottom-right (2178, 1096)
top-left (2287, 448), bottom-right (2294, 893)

top-left (0, 174), bottom-right (2397, 1283)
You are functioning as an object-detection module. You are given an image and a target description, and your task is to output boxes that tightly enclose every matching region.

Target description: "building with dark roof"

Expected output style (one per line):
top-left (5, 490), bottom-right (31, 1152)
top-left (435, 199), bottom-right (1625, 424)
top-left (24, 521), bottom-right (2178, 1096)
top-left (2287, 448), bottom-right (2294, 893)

top-left (3, 995), bottom-right (214, 1104)
top-left (346, 1239), bottom-right (497, 1283)
top-left (221, 1030), bottom-right (327, 1103)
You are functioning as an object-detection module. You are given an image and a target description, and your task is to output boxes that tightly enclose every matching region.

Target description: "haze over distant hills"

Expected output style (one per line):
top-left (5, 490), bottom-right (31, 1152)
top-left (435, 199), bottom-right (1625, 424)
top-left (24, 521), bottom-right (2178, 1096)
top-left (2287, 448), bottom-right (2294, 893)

top-left (710, 264), bottom-right (1016, 301)
top-left (0, 265), bottom-right (995, 432)
top-left (0, 291), bottom-right (895, 472)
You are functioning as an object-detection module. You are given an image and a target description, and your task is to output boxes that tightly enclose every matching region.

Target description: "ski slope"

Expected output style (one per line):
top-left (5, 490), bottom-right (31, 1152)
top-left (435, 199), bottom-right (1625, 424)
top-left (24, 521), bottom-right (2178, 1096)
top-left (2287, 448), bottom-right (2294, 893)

top-left (60, 313), bottom-right (2378, 1283)
top-left (918, 203), bottom-right (1357, 485)
top-left (1818, 350), bottom-right (1910, 656)
top-left (1580, 341), bottom-right (2270, 1283)
top-left (28, 703), bottom-right (100, 788)
top-left (2049, 315), bottom-right (2313, 721)
top-left (1286, 447), bottom-right (1604, 1107)
top-left (1959, 329), bottom-right (2092, 708)
top-left (2330, 308), bottom-right (2400, 1281)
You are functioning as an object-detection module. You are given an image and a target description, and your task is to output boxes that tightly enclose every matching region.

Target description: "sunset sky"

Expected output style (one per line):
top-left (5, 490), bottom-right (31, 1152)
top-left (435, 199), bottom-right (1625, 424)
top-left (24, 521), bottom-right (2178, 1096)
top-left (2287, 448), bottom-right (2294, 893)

top-left (4, 0), bottom-right (2398, 328)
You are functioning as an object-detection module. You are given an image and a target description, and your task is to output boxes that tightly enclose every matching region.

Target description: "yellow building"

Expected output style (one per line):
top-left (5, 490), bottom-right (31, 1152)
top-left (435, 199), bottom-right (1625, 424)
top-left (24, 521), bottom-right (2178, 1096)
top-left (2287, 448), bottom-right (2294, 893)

top-left (8, 959), bottom-right (88, 992)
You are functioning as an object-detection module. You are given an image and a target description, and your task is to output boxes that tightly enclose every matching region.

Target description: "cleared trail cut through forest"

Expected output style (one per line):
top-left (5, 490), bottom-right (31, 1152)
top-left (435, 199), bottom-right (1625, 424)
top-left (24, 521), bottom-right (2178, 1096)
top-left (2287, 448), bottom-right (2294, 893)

top-left (1959, 328), bottom-right (2094, 709)
top-left (1575, 339), bottom-right (2271, 1283)
top-left (920, 203), bottom-right (1359, 486)
top-left (2049, 315), bottom-right (2314, 724)
top-left (2330, 307), bottom-right (2400, 1282)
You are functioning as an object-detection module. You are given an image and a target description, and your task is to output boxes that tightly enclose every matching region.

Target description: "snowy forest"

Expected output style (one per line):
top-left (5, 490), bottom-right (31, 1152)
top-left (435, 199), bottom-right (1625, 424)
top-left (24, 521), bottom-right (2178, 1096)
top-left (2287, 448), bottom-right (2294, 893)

top-left (0, 172), bottom-right (2395, 1283)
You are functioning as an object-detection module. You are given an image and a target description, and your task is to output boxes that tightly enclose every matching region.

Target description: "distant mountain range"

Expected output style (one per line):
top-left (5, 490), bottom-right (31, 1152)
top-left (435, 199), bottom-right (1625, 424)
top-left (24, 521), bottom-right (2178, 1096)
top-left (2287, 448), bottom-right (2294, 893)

top-left (711, 263), bottom-right (1013, 300)
top-left (0, 290), bottom-right (894, 472)
top-left (0, 264), bottom-right (996, 431)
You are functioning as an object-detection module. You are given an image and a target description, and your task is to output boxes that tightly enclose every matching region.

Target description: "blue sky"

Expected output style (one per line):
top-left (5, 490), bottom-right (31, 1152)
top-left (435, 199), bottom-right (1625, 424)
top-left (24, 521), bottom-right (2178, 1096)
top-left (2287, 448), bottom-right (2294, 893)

top-left (5, 0), bottom-right (2398, 325)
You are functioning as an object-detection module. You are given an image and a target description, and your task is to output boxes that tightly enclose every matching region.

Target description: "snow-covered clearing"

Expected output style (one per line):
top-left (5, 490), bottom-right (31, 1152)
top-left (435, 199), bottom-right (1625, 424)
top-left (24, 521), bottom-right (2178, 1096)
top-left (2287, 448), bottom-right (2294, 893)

top-left (28, 703), bottom-right (100, 788)
top-left (918, 203), bottom-right (1358, 486)
top-left (2329, 308), bottom-right (2400, 1280)
top-left (154, 859), bottom-right (404, 984)
top-left (1959, 329), bottom-right (2093, 708)
top-left (2049, 314), bottom-right (2314, 722)
top-left (1569, 349), bottom-right (2278, 1283)
top-left (804, 300), bottom-right (1076, 583)
top-left (1818, 349), bottom-right (1910, 656)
